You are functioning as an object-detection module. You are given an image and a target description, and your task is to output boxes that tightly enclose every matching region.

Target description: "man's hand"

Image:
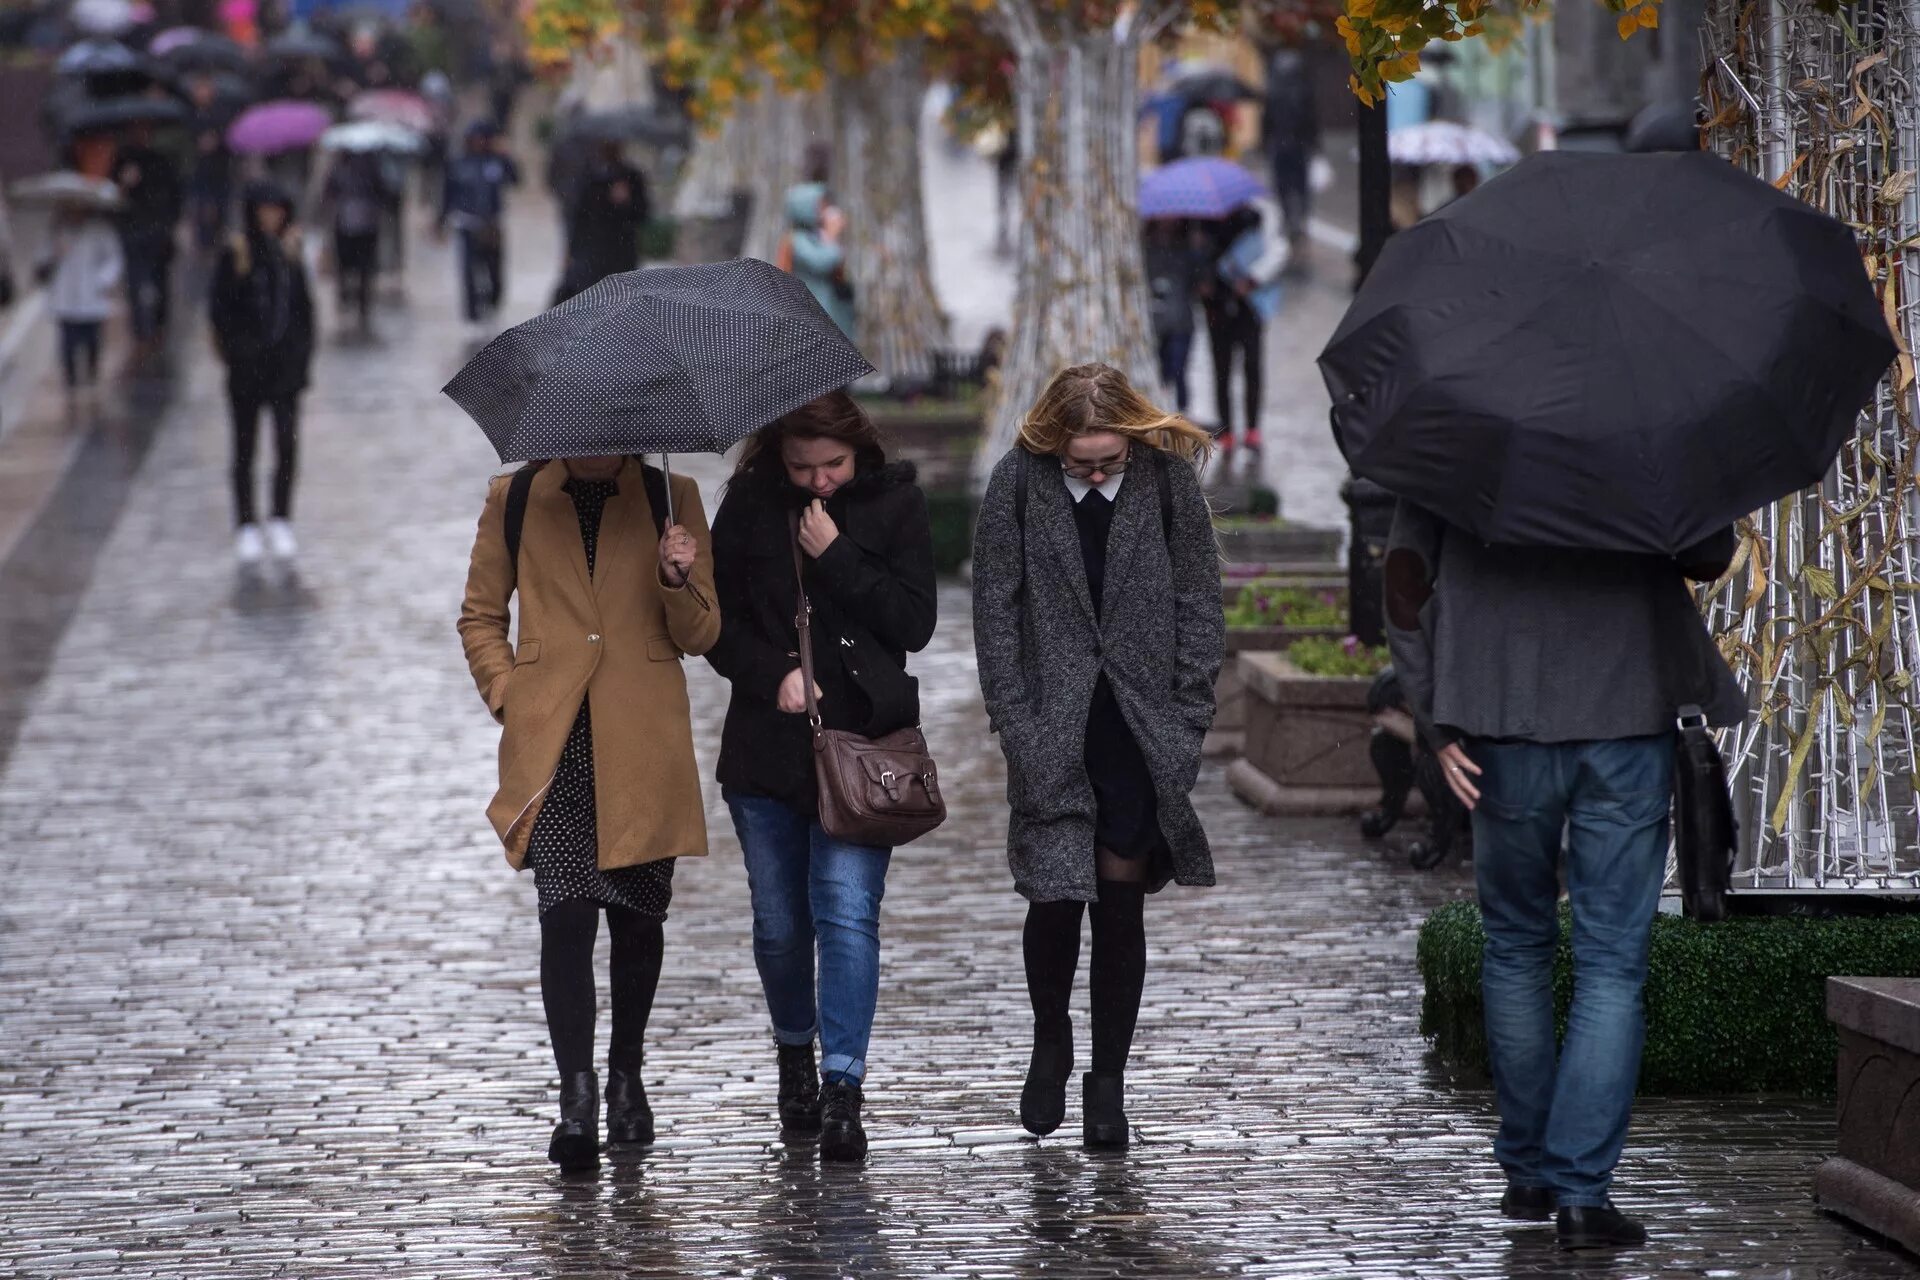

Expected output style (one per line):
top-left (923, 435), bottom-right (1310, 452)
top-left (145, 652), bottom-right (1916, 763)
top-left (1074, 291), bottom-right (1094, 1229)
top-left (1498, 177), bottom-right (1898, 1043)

top-left (776, 667), bottom-right (823, 715)
top-left (1437, 742), bottom-right (1482, 810)
top-left (798, 500), bottom-right (839, 558)
top-left (657, 522), bottom-right (695, 587)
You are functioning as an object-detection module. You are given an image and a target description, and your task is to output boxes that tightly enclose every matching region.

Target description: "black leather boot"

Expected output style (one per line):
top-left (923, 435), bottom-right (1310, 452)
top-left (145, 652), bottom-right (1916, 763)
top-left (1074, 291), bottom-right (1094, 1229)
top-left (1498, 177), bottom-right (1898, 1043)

top-left (1082, 1071), bottom-right (1128, 1150)
top-left (1558, 1202), bottom-right (1646, 1250)
top-left (1021, 1018), bottom-right (1072, 1136)
top-left (1501, 1185), bottom-right (1554, 1222)
top-left (605, 1067), bottom-right (654, 1146)
top-left (819, 1081), bottom-right (868, 1163)
top-left (777, 1043), bottom-right (822, 1134)
top-left (548, 1070), bottom-right (599, 1172)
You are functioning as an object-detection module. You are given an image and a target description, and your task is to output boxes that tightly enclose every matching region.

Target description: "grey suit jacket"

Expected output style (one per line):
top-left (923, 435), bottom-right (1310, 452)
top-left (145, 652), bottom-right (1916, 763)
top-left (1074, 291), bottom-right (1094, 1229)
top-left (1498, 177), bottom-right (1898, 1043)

top-left (1385, 501), bottom-right (1748, 751)
top-left (972, 446), bottom-right (1224, 903)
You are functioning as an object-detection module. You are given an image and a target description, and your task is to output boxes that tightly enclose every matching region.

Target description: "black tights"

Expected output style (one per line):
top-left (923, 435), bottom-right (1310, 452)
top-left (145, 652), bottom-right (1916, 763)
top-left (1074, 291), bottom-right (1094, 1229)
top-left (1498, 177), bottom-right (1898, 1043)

top-left (1205, 301), bottom-right (1265, 443)
top-left (1023, 871), bottom-right (1149, 1075)
top-left (539, 901), bottom-right (665, 1077)
top-left (229, 389), bottom-right (299, 526)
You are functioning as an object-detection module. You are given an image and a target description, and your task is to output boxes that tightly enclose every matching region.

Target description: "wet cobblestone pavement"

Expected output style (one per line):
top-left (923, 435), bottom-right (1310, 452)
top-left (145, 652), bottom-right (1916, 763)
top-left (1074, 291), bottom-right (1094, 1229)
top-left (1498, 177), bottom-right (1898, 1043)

top-left (0, 218), bottom-right (1914, 1279)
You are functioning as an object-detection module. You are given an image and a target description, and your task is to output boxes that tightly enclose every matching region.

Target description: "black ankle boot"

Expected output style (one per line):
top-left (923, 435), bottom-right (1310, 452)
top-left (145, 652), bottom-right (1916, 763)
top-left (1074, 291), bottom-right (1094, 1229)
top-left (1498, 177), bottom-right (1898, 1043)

top-left (819, 1081), bottom-right (868, 1162)
top-left (1557, 1202), bottom-right (1646, 1250)
top-left (1021, 1018), bottom-right (1072, 1136)
top-left (548, 1070), bottom-right (599, 1172)
top-left (1082, 1071), bottom-right (1128, 1150)
top-left (777, 1043), bottom-right (822, 1134)
top-left (605, 1067), bottom-right (654, 1146)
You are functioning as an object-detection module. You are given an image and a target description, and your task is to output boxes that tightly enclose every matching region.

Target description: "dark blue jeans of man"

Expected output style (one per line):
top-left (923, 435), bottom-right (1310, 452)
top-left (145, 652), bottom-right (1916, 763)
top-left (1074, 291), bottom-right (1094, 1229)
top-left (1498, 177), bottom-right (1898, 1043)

top-left (725, 791), bottom-right (891, 1086)
top-left (1468, 734), bottom-right (1673, 1208)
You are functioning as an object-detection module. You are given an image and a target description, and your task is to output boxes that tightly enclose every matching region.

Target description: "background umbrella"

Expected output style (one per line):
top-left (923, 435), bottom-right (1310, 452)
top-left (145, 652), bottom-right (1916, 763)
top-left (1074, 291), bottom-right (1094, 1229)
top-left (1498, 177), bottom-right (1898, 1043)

top-left (1625, 101), bottom-right (1702, 153)
top-left (443, 258), bottom-right (874, 521)
top-left (182, 70), bottom-right (256, 122)
top-left (348, 89), bottom-right (434, 133)
top-left (1387, 120), bottom-right (1520, 168)
top-left (227, 99), bottom-right (332, 155)
top-left (12, 171), bottom-right (123, 212)
top-left (58, 93), bottom-right (190, 135)
top-left (265, 29), bottom-right (343, 65)
top-left (320, 119), bottom-right (423, 153)
top-left (1138, 155), bottom-right (1265, 220)
top-left (1160, 61), bottom-right (1259, 102)
top-left (558, 104), bottom-right (691, 148)
top-left (1319, 150), bottom-right (1895, 555)
top-left (155, 31), bottom-right (250, 75)
top-left (57, 38), bottom-right (137, 74)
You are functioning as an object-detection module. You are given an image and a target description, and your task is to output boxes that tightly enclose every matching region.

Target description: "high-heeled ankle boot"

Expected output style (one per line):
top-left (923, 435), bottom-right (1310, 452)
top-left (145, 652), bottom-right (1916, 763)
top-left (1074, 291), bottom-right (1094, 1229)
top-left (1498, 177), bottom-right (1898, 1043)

top-left (777, 1043), bottom-right (822, 1134)
top-left (1082, 1071), bottom-right (1129, 1150)
top-left (1021, 1018), bottom-right (1072, 1136)
top-left (548, 1070), bottom-right (600, 1171)
top-left (605, 1066), bottom-right (654, 1146)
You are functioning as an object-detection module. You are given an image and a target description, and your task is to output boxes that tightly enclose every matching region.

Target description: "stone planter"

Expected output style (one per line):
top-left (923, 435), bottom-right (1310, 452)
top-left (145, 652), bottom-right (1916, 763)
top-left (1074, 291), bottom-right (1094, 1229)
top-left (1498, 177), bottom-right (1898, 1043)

top-left (1214, 521), bottom-right (1344, 569)
top-left (1206, 630), bottom-right (1349, 758)
top-left (1814, 977), bottom-right (1920, 1256)
top-left (1227, 652), bottom-right (1381, 815)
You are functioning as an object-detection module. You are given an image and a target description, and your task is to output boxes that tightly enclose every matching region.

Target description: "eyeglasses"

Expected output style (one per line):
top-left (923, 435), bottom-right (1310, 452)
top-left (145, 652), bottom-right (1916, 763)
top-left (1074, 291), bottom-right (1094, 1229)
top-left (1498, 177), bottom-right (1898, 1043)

top-left (1061, 458), bottom-right (1130, 479)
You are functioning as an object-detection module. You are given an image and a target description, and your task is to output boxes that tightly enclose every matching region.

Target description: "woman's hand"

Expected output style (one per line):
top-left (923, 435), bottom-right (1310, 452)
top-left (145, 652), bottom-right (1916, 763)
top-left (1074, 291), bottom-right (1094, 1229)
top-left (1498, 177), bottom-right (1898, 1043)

top-left (657, 522), bottom-right (696, 587)
top-left (777, 667), bottom-right (823, 715)
top-left (1437, 742), bottom-right (1482, 810)
top-left (798, 500), bottom-right (839, 558)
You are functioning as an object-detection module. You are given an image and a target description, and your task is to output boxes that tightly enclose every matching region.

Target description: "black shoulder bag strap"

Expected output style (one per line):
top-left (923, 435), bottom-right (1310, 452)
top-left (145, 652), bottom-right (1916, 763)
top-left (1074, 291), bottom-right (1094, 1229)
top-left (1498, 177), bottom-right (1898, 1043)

top-left (639, 462), bottom-right (670, 539)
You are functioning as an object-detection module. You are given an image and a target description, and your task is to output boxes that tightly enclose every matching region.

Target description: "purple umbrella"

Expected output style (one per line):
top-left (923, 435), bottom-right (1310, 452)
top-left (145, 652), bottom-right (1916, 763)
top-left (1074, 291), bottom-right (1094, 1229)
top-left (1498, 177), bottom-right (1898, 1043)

top-left (1138, 156), bottom-right (1266, 220)
top-left (227, 99), bottom-right (332, 156)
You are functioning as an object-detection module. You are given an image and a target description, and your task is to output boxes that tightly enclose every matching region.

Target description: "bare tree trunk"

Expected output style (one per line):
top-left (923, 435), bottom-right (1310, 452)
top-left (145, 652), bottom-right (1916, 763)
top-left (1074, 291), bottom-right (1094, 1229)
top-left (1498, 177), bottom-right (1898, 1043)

top-left (671, 105), bottom-right (752, 222)
top-left (742, 80), bottom-right (830, 265)
top-left (980, 19), bottom-right (1157, 475)
top-left (833, 41), bottom-right (948, 387)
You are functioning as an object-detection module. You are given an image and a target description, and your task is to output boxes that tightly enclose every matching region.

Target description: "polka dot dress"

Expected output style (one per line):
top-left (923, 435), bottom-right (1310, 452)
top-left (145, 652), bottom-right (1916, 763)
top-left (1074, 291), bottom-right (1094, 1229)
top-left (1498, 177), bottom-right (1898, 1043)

top-left (524, 478), bottom-right (675, 920)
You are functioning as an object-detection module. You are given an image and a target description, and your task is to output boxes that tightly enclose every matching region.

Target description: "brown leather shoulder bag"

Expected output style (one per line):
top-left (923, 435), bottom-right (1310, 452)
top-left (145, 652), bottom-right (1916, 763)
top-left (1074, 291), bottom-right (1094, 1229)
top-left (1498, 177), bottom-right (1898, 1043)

top-left (789, 511), bottom-right (946, 847)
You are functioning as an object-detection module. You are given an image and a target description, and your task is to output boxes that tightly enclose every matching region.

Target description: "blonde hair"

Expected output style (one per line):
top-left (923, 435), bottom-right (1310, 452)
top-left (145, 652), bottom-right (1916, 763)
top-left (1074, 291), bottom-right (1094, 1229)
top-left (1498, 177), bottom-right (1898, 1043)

top-left (1016, 362), bottom-right (1213, 462)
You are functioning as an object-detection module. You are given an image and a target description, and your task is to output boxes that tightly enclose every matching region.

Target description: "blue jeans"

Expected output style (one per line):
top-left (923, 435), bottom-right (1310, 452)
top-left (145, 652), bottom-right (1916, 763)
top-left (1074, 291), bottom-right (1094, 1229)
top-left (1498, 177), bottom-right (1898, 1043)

top-left (1468, 735), bottom-right (1673, 1208)
top-left (725, 791), bottom-right (892, 1085)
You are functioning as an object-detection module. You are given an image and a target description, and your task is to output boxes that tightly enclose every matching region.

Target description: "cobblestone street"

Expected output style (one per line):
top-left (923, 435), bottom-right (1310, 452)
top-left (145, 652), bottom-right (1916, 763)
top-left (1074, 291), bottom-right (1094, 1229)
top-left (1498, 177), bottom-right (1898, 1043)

top-left (0, 202), bottom-right (1913, 1279)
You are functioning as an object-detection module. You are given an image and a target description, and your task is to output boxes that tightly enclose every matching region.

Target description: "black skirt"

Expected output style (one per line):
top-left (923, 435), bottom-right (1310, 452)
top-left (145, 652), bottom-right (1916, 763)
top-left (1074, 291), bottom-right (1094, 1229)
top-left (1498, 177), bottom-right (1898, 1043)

top-left (1084, 674), bottom-right (1164, 861)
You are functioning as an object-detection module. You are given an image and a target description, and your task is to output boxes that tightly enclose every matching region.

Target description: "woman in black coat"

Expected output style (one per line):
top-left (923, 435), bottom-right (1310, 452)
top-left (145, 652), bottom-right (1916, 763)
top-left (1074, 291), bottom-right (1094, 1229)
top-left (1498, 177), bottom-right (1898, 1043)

top-left (706, 390), bottom-right (936, 1163)
top-left (209, 181), bottom-right (315, 567)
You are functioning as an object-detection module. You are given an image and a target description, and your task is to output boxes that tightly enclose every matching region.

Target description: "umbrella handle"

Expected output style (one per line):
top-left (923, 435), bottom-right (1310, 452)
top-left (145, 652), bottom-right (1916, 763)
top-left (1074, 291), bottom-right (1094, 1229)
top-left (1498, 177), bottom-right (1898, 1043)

top-left (661, 454), bottom-right (675, 526)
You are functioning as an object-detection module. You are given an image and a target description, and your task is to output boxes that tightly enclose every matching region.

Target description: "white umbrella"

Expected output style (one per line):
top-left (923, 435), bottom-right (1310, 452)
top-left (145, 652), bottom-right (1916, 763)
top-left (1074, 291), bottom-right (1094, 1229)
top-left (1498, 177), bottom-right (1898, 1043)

top-left (70, 0), bottom-right (137, 36)
top-left (12, 171), bottom-right (123, 212)
top-left (1388, 121), bottom-right (1520, 168)
top-left (320, 120), bottom-right (426, 154)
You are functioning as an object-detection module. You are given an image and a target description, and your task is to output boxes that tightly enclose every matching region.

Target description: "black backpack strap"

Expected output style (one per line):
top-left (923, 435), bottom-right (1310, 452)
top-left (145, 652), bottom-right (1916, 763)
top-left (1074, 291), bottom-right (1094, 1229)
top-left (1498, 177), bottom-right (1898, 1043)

top-left (503, 461), bottom-right (544, 571)
top-left (639, 460), bottom-right (670, 538)
top-left (1157, 449), bottom-right (1174, 546)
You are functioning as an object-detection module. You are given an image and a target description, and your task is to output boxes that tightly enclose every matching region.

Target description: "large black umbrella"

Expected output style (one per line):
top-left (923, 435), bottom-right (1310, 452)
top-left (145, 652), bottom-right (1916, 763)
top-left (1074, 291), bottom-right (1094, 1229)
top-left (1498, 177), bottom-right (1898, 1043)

top-left (57, 94), bottom-right (191, 135)
top-left (1319, 150), bottom-right (1895, 555)
top-left (444, 259), bottom-right (873, 516)
top-left (158, 34), bottom-right (251, 76)
top-left (559, 105), bottom-right (691, 149)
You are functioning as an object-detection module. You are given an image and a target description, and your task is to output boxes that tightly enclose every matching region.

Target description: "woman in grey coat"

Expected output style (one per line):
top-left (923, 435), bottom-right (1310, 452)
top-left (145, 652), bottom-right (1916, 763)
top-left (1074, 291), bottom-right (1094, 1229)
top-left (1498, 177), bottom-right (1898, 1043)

top-left (972, 362), bottom-right (1224, 1149)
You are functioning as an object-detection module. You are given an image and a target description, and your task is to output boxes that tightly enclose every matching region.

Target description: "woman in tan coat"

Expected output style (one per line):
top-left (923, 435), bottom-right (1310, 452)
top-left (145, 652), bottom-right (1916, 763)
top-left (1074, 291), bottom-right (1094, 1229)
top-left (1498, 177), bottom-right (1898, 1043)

top-left (458, 454), bottom-right (719, 1172)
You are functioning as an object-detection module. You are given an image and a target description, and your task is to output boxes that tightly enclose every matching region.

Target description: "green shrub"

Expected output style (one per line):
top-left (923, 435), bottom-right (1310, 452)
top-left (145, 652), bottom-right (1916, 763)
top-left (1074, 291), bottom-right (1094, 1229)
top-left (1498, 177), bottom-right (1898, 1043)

top-left (1226, 583), bottom-right (1348, 630)
top-left (925, 491), bottom-right (976, 575)
top-left (640, 217), bottom-right (678, 262)
top-left (1418, 899), bottom-right (1920, 1095)
top-left (1287, 635), bottom-right (1390, 677)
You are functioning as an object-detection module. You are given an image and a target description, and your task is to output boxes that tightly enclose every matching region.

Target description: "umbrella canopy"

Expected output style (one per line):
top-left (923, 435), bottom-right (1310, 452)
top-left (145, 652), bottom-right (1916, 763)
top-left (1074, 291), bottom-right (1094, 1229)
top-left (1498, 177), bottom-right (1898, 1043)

top-left (1387, 120), bottom-right (1519, 168)
top-left (444, 258), bottom-right (875, 464)
top-left (320, 119), bottom-right (423, 153)
top-left (1160, 61), bottom-right (1258, 102)
top-left (265, 28), bottom-right (343, 65)
top-left (182, 70), bottom-right (256, 121)
top-left (557, 104), bottom-right (691, 148)
top-left (227, 99), bottom-right (332, 155)
top-left (154, 30), bottom-right (250, 74)
top-left (56, 37), bottom-right (137, 74)
top-left (58, 93), bottom-right (190, 135)
top-left (70, 0), bottom-right (137, 36)
top-left (1624, 101), bottom-right (1701, 153)
top-left (12, 171), bottom-right (123, 212)
top-left (348, 88), bottom-right (434, 133)
top-left (1138, 156), bottom-right (1265, 220)
top-left (1318, 150), bottom-right (1896, 555)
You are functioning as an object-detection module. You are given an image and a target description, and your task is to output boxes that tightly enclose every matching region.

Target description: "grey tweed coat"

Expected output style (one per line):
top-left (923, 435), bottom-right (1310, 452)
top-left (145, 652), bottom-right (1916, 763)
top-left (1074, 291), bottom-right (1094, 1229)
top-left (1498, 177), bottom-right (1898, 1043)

top-left (972, 445), bottom-right (1225, 903)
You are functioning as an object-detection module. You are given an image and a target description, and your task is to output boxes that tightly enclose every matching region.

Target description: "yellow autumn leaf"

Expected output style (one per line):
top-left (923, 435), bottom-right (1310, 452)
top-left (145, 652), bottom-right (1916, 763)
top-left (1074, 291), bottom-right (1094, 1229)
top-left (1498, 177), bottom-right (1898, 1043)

top-left (1637, 4), bottom-right (1659, 27)
top-left (1617, 11), bottom-right (1637, 38)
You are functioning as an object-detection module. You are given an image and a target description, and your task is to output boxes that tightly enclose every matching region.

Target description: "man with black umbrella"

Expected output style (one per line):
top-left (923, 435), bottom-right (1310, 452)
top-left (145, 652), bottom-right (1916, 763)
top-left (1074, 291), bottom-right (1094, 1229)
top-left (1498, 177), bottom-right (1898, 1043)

top-left (556, 141), bottom-right (647, 304)
top-left (112, 123), bottom-right (183, 351)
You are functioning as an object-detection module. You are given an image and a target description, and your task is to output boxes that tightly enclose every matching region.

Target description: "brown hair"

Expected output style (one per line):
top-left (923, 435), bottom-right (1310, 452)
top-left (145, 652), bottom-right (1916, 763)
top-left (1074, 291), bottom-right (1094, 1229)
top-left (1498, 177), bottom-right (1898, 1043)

top-left (1017, 362), bottom-right (1212, 462)
top-left (734, 389), bottom-right (886, 481)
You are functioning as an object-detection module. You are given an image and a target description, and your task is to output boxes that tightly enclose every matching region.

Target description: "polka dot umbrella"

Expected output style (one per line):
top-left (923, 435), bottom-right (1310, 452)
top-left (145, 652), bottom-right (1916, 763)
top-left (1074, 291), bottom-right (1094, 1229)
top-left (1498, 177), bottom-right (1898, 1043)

top-left (443, 258), bottom-right (874, 521)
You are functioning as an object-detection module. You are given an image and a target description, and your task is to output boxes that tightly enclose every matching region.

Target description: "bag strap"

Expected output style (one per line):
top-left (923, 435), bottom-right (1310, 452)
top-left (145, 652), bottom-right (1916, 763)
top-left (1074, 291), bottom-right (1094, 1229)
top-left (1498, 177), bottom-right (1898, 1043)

top-left (639, 461), bottom-right (670, 539)
top-left (503, 460), bottom-right (544, 571)
top-left (788, 508), bottom-right (822, 729)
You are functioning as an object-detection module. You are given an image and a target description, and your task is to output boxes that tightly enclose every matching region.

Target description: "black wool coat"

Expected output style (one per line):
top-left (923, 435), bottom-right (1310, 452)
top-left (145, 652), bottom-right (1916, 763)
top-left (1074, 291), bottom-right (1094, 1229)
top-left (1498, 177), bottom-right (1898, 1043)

top-left (707, 460), bottom-right (937, 815)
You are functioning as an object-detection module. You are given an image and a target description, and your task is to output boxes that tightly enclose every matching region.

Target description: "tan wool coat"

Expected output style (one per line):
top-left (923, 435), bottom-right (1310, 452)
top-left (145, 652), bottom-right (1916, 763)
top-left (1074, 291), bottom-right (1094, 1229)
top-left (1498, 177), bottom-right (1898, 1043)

top-left (458, 459), bottom-right (721, 871)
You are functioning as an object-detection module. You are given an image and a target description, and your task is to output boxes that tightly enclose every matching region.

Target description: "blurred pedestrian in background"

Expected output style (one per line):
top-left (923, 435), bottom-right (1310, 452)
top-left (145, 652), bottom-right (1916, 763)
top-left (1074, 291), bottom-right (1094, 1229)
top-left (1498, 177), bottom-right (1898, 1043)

top-left (1200, 196), bottom-right (1286, 467)
top-left (185, 81), bottom-right (235, 252)
top-left (457, 453), bottom-right (718, 1173)
top-left (113, 125), bottom-right (182, 353)
top-left (438, 121), bottom-right (518, 325)
top-left (971, 364), bottom-right (1223, 1151)
top-left (41, 205), bottom-right (122, 393)
top-left (1143, 217), bottom-right (1202, 413)
top-left (557, 141), bottom-right (646, 303)
top-left (320, 150), bottom-right (384, 331)
top-left (706, 392), bottom-right (936, 1163)
top-left (777, 182), bottom-right (853, 342)
top-left (1261, 47), bottom-right (1319, 264)
top-left (210, 183), bottom-right (314, 567)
